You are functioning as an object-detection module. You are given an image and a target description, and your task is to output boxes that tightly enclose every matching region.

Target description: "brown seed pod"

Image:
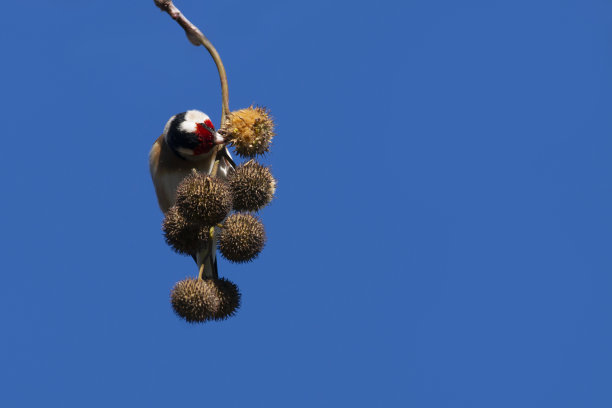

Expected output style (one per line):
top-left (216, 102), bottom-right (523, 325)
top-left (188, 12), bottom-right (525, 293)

top-left (170, 277), bottom-right (241, 322)
top-left (219, 213), bottom-right (266, 263)
top-left (162, 206), bottom-right (210, 255)
top-left (175, 172), bottom-right (232, 225)
top-left (223, 106), bottom-right (275, 158)
top-left (207, 278), bottom-right (242, 320)
top-left (228, 160), bottom-right (276, 212)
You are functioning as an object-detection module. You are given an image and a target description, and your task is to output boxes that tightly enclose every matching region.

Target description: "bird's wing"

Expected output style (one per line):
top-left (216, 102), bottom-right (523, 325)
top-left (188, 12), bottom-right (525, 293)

top-left (149, 136), bottom-right (175, 213)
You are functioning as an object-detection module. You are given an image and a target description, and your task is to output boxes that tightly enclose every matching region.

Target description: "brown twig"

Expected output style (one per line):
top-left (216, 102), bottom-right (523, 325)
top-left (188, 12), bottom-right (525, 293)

top-left (154, 0), bottom-right (230, 123)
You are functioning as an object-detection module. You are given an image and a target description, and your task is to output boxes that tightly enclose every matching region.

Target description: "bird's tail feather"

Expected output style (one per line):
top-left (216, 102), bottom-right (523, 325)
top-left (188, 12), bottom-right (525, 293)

top-left (195, 230), bottom-right (218, 279)
top-left (190, 151), bottom-right (233, 280)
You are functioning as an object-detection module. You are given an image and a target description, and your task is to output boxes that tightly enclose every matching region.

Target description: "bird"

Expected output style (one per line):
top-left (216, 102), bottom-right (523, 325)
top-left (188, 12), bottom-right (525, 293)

top-left (149, 109), bottom-right (235, 279)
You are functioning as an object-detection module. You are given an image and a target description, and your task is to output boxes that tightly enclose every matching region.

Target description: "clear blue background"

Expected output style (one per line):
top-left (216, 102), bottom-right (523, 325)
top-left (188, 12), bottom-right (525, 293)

top-left (1, 1), bottom-right (611, 406)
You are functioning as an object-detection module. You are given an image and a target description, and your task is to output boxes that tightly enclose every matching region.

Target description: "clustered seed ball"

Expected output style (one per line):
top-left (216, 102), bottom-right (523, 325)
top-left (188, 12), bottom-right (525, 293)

top-left (162, 206), bottom-right (210, 255)
top-left (224, 106), bottom-right (275, 158)
top-left (170, 277), bottom-right (241, 322)
top-left (175, 172), bottom-right (232, 225)
top-left (208, 278), bottom-right (242, 320)
top-left (228, 160), bottom-right (276, 212)
top-left (219, 213), bottom-right (266, 263)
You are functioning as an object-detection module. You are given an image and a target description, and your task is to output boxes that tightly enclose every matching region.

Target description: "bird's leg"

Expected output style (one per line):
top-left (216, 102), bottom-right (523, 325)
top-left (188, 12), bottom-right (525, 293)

top-left (196, 242), bottom-right (210, 281)
top-left (198, 263), bottom-right (205, 281)
top-left (210, 156), bottom-right (220, 177)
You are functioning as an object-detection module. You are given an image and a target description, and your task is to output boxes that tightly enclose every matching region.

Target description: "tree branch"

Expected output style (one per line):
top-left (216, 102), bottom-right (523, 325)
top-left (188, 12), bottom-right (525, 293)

top-left (154, 0), bottom-right (230, 123)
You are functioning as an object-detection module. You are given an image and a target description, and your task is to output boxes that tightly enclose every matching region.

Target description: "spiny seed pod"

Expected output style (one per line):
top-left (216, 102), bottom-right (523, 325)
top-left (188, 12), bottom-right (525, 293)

top-left (207, 278), bottom-right (242, 320)
top-left (162, 206), bottom-right (210, 255)
top-left (224, 106), bottom-right (275, 158)
top-left (219, 213), bottom-right (266, 263)
top-left (175, 172), bottom-right (232, 225)
top-left (228, 160), bottom-right (276, 212)
top-left (170, 277), bottom-right (241, 322)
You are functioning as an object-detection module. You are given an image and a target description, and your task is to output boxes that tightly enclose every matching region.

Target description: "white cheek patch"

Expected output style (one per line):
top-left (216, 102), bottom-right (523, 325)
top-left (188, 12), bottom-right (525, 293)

top-left (185, 110), bottom-right (209, 123)
top-left (179, 121), bottom-right (197, 133)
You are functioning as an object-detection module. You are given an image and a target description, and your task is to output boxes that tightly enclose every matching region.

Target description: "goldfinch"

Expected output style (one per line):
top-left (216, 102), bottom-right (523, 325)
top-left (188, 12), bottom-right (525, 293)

top-left (149, 110), bottom-right (235, 278)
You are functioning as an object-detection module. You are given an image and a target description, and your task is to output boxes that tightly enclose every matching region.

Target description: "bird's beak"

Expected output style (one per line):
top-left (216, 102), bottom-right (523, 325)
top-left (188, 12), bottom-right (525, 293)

top-left (214, 132), bottom-right (225, 145)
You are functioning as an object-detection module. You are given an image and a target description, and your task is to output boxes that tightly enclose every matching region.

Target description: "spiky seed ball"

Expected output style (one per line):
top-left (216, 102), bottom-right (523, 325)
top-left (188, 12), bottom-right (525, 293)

top-left (207, 278), bottom-right (241, 320)
top-left (224, 106), bottom-right (275, 158)
top-left (219, 213), bottom-right (266, 263)
top-left (170, 277), bottom-right (241, 322)
top-left (170, 278), bottom-right (214, 322)
top-left (228, 160), bottom-right (276, 212)
top-left (175, 172), bottom-right (232, 225)
top-left (162, 206), bottom-right (210, 255)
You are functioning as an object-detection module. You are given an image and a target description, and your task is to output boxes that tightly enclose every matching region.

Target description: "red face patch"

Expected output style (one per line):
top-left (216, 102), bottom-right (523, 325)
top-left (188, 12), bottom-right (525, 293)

top-left (194, 121), bottom-right (216, 155)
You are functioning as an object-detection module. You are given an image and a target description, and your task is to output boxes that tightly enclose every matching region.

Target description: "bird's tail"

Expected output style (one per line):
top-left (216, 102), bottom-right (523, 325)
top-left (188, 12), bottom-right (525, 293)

top-left (195, 228), bottom-right (218, 279)
top-left (191, 150), bottom-right (233, 279)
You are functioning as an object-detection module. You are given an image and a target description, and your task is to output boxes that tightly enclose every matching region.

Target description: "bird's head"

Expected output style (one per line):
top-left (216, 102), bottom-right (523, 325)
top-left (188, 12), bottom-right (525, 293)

top-left (163, 110), bottom-right (225, 160)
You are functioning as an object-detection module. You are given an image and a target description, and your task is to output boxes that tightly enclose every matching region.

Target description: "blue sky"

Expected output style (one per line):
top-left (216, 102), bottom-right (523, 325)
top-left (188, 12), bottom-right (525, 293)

top-left (1, 0), bottom-right (611, 406)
